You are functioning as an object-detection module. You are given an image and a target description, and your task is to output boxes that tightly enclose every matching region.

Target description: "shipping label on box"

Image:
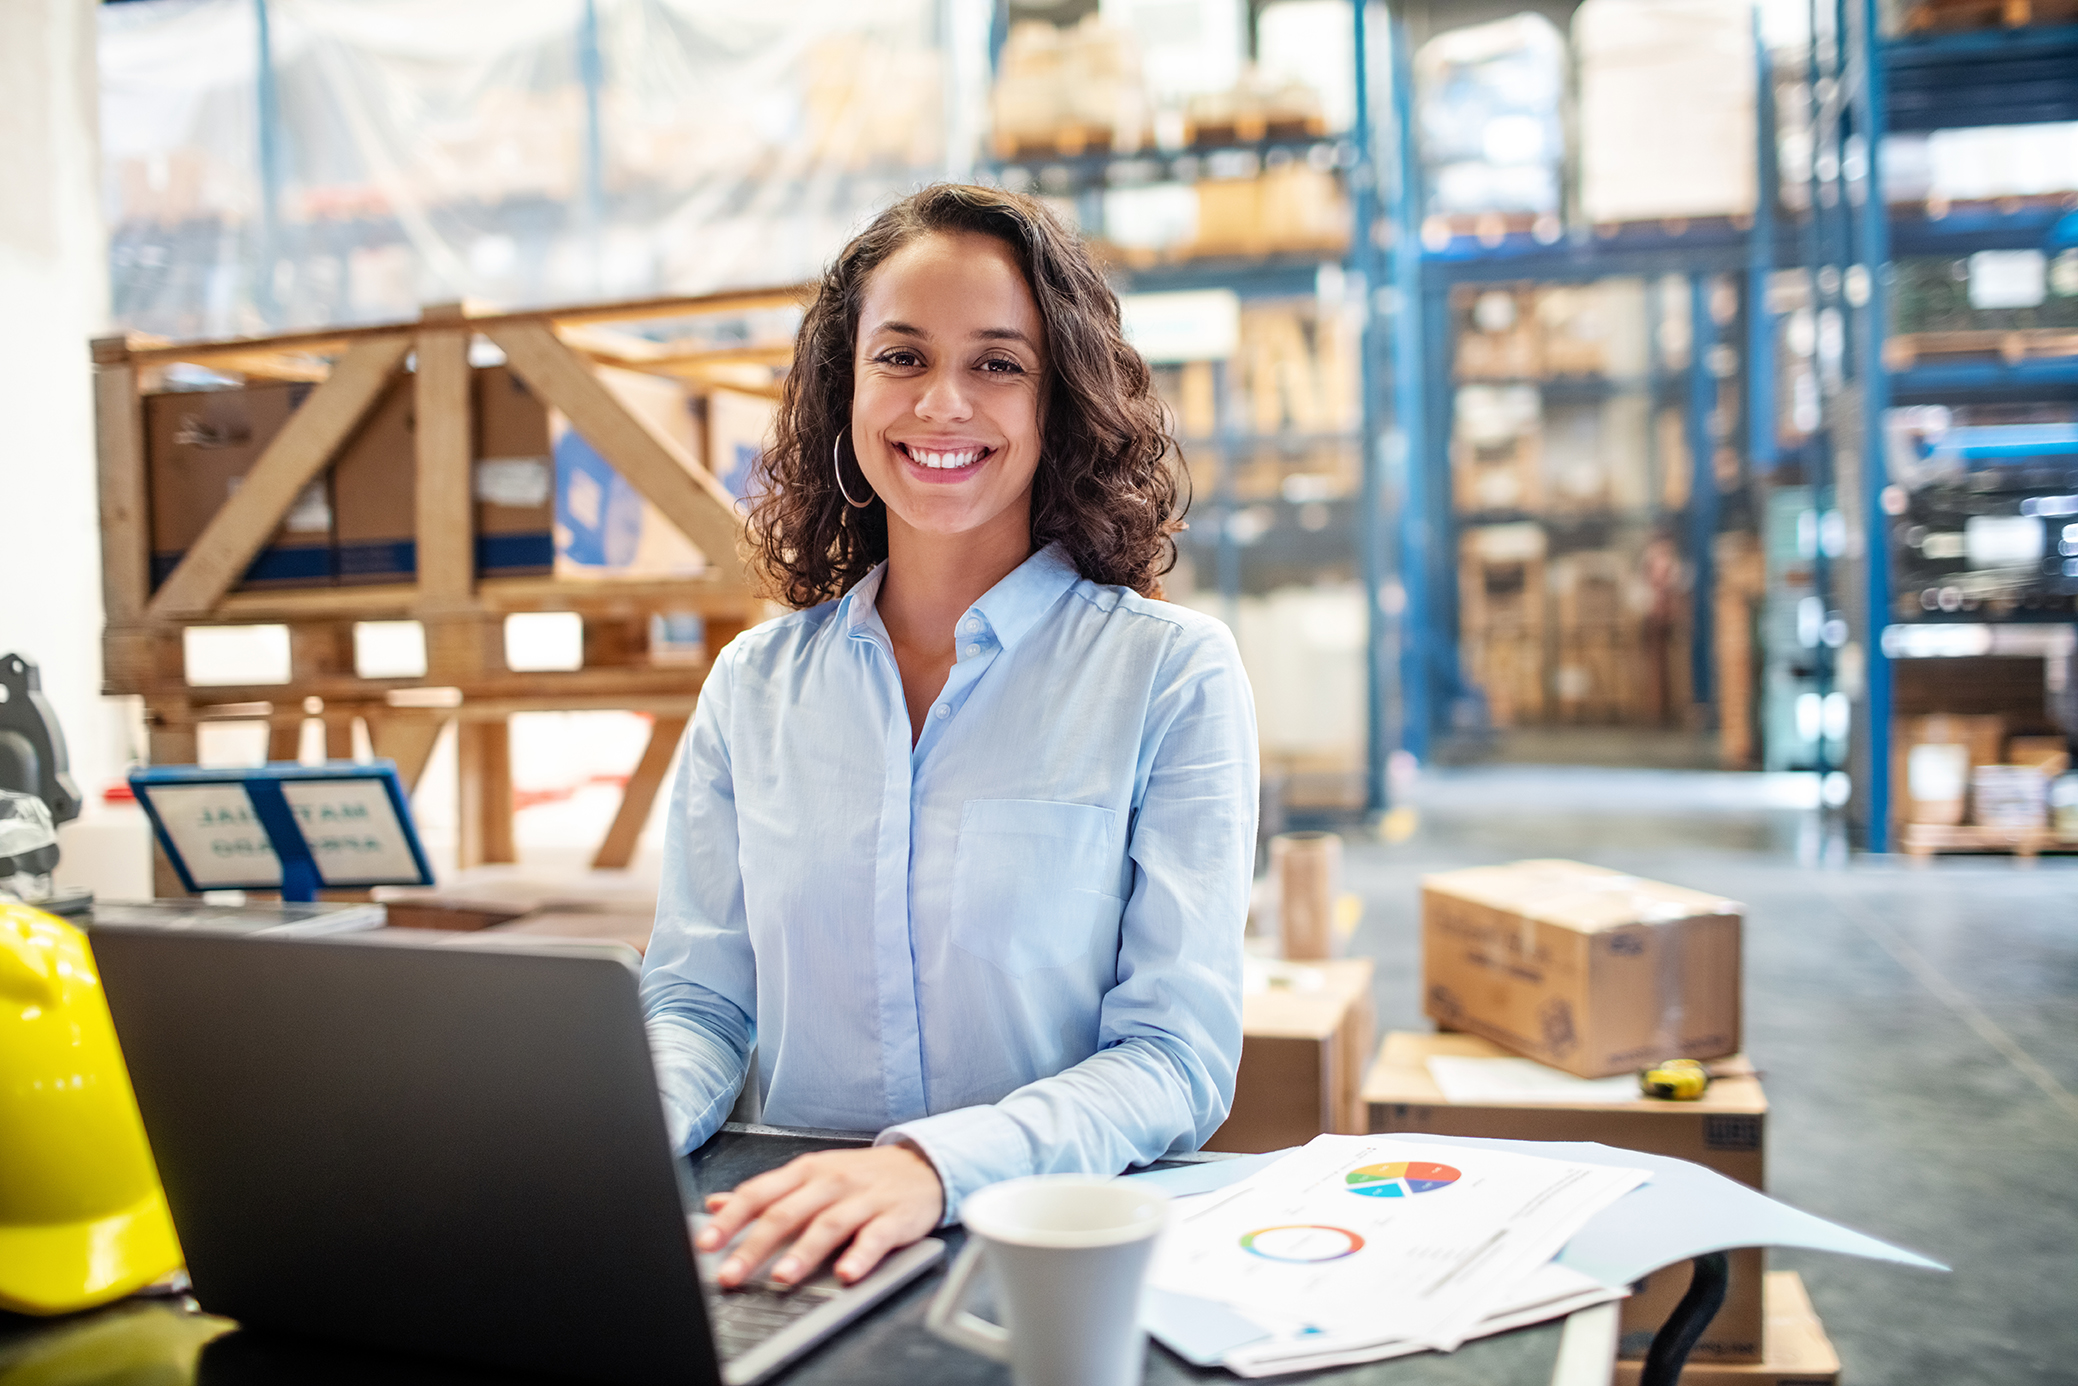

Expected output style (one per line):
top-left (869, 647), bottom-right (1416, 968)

top-left (1421, 859), bottom-right (1743, 1078)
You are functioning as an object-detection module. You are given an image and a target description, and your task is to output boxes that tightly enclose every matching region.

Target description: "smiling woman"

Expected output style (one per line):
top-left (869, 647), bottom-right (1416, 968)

top-left (640, 183), bottom-right (1256, 1297)
top-left (748, 184), bottom-right (1184, 609)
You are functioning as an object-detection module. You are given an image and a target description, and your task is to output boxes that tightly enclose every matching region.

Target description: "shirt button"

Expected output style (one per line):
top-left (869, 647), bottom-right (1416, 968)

top-left (965, 644), bottom-right (983, 658)
top-left (962, 616), bottom-right (982, 634)
top-left (933, 703), bottom-right (950, 719)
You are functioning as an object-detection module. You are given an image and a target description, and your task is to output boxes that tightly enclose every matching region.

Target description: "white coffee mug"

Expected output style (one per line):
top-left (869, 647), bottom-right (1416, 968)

top-left (925, 1175), bottom-right (1169, 1386)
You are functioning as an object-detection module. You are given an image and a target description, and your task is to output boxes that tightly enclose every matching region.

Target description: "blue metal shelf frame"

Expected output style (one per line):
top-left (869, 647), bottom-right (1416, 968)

top-left (1395, 12), bottom-right (1786, 759)
top-left (1851, 16), bottom-right (2078, 850)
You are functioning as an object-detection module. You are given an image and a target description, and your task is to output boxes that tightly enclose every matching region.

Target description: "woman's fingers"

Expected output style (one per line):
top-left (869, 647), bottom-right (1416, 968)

top-left (767, 1196), bottom-right (878, 1285)
top-left (706, 1145), bottom-right (945, 1289)
top-left (716, 1180), bottom-right (832, 1286)
top-left (834, 1208), bottom-right (915, 1284)
top-left (696, 1162), bottom-right (806, 1253)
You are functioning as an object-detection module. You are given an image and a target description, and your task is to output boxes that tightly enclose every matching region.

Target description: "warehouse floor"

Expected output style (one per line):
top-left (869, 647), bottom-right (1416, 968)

top-left (1347, 768), bottom-right (2078, 1386)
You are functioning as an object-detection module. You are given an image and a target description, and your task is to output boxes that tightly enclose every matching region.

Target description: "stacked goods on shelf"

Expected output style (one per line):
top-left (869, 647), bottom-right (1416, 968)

top-left (1714, 531), bottom-right (1768, 768)
top-left (1896, 0), bottom-right (2078, 30)
top-left (1541, 393), bottom-right (1650, 515)
top-left (1883, 408), bottom-right (2078, 619)
top-left (1189, 162), bottom-right (1350, 259)
top-left (1885, 250), bottom-right (2078, 370)
top-left (1897, 711), bottom-right (2078, 855)
top-left (1151, 298), bottom-right (1361, 449)
top-left (1183, 69), bottom-right (1331, 145)
top-left (1537, 280), bottom-right (1650, 379)
top-left (1459, 523), bottom-right (1548, 726)
top-left (1454, 288), bottom-right (1542, 381)
top-left (1550, 550), bottom-right (1639, 723)
top-left (1575, 0), bottom-right (1758, 226)
top-left (1413, 14), bottom-right (1566, 240)
top-left (991, 17), bottom-right (1146, 158)
top-left (1452, 385), bottom-right (1542, 512)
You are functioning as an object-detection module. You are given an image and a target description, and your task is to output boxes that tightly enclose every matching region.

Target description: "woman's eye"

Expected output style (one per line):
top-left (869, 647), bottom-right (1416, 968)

top-left (877, 350), bottom-right (923, 368)
top-left (979, 357), bottom-right (1024, 374)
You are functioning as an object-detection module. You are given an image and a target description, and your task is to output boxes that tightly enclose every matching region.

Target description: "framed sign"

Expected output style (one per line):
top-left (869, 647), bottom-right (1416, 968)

top-left (130, 761), bottom-right (436, 901)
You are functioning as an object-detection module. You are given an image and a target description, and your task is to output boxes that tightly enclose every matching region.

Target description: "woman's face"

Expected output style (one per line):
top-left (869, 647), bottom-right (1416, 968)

top-left (851, 230), bottom-right (1047, 547)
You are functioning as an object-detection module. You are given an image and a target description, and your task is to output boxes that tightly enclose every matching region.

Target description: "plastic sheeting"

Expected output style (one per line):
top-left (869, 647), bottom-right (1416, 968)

top-left (101, 0), bottom-right (990, 340)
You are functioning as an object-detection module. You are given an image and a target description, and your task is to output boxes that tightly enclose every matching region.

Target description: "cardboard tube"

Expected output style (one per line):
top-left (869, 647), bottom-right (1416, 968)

top-left (1273, 831), bottom-right (1341, 961)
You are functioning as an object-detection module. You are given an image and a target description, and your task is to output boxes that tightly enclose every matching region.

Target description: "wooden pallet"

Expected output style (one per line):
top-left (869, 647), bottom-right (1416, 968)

top-left (1902, 823), bottom-right (2078, 862)
top-left (96, 288), bottom-right (805, 889)
top-left (1883, 329), bottom-right (2078, 371)
top-left (1902, 0), bottom-right (2078, 29)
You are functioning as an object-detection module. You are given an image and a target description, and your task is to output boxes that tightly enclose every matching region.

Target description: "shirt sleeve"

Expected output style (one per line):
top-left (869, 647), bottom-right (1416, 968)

top-left (879, 618), bottom-right (1257, 1219)
top-left (639, 647), bottom-right (759, 1155)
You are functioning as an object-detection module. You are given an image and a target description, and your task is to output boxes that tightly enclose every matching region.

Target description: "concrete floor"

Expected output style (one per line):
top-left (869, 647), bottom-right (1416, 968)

top-left (1337, 767), bottom-right (2078, 1386)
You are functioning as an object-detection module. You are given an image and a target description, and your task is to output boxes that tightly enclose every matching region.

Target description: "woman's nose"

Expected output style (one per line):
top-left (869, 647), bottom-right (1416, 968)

top-left (913, 366), bottom-right (974, 422)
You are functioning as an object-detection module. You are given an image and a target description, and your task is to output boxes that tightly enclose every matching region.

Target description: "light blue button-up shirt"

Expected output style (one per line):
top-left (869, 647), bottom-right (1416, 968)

top-left (639, 542), bottom-right (1257, 1217)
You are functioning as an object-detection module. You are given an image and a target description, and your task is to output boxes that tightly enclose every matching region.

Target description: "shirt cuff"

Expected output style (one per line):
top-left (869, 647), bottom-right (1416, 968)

top-left (877, 1104), bottom-right (1033, 1227)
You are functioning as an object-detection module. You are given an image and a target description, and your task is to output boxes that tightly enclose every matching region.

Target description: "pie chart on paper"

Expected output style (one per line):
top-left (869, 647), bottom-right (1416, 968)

top-left (1344, 1160), bottom-right (1461, 1198)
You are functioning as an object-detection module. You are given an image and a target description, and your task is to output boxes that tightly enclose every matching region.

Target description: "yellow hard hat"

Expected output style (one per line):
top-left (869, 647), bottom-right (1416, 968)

top-left (0, 902), bottom-right (183, 1315)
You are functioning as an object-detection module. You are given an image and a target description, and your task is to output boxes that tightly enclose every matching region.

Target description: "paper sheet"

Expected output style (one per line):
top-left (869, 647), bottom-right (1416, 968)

top-left (1426, 1055), bottom-right (1642, 1105)
top-left (1144, 1135), bottom-right (1648, 1353)
top-left (1129, 1134), bottom-right (1945, 1376)
top-left (1388, 1135), bottom-right (1949, 1283)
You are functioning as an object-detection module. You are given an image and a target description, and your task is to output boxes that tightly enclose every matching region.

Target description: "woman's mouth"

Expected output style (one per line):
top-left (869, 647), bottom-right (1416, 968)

top-left (896, 442), bottom-right (993, 476)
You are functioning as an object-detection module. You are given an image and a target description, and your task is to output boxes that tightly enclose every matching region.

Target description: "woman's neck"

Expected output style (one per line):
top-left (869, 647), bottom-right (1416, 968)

top-left (875, 507), bottom-right (1033, 657)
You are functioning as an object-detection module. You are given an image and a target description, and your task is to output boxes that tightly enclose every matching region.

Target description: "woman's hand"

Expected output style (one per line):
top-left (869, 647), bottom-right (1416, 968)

top-left (696, 1143), bottom-right (944, 1288)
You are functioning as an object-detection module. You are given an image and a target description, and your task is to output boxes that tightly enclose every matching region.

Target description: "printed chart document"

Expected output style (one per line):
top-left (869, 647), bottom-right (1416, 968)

top-left (1145, 1135), bottom-right (1649, 1365)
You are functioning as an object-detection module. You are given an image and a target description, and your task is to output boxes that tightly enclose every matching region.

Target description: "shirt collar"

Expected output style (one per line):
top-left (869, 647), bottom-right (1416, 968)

top-left (837, 543), bottom-right (1079, 653)
top-left (966, 543), bottom-right (1079, 654)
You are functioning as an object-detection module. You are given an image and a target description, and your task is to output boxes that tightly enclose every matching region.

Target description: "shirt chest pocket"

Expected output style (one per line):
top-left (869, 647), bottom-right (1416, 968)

top-left (950, 799), bottom-right (1125, 976)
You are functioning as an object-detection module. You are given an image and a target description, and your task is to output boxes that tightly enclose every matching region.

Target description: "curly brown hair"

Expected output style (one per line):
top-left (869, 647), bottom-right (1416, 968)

top-left (746, 183), bottom-right (1186, 608)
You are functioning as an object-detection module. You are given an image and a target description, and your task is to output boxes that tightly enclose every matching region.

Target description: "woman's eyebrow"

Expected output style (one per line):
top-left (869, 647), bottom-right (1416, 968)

top-left (975, 327), bottom-right (1037, 347)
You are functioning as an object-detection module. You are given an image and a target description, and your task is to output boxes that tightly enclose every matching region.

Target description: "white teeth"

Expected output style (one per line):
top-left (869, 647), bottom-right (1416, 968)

top-left (911, 448), bottom-right (982, 470)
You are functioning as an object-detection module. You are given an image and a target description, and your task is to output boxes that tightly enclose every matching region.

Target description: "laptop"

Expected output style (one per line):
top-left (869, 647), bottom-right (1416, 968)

top-left (91, 925), bottom-right (944, 1386)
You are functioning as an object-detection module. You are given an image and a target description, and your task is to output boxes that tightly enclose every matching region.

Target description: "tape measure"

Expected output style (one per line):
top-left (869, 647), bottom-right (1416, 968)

top-left (1638, 1058), bottom-right (1711, 1101)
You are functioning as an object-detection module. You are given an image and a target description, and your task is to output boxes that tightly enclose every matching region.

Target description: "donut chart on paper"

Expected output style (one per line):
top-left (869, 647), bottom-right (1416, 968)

top-left (1238, 1224), bottom-right (1366, 1263)
top-left (1343, 1161), bottom-right (1462, 1198)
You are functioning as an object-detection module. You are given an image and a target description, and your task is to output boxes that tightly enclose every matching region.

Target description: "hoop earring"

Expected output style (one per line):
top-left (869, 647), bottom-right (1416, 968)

top-left (832, 426), bottom-right (875, 509)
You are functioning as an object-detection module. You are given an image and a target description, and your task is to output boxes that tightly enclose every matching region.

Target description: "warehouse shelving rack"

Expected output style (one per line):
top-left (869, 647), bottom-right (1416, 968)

top-left (1835, 10), bottom-right (2078, 849)
top-left (1379, 7), bottom-right (1787, 777)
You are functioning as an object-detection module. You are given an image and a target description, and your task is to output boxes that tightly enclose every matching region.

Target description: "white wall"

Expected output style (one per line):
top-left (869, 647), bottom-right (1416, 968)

top-left (0, 0), bottom-right (130, 803)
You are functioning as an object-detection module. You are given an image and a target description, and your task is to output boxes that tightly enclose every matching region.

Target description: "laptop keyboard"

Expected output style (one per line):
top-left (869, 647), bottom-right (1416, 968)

top-left (706, 1278), bottom-right (844, 1362)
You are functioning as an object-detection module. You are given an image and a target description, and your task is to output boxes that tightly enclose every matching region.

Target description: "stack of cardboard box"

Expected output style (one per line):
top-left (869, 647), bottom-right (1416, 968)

top-left (1458, 524), bottom-right (1549, 727)
top-left (1360, 860), bottom-right (1841, 1384)
top-left (1550, 550), bottom-right (1638, 724)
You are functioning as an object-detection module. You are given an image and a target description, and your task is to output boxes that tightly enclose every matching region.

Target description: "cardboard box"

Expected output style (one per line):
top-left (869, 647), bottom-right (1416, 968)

top-left (1895, 714), bottom-right (2006, 826)
top-left (332, 373), bottom-right (417, 584)
top-left (706, 388), bottom-right (775, 502)
top-left (145, 382), bottom-right (331, 590)
top-left (1422, 860), bottom-right (1742, 1078)
top-left (1614, 1272), bottom-right (1839, 1386)
top-left (331, 366), bottom-right (557, 585)
top-left (1363, 1030), bottom-right (1769, 1361)
top-left (554, 367), bottom-right (710, 579)
top-left (473, 366), bottom-right (556, 577)
top-left (1209, 957), bottom-right (1375, 1154)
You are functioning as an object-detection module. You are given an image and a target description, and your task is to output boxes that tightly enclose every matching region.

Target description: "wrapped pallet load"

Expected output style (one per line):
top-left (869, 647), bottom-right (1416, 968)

top-left (1415, 15), bottom-right (1567, 230)
top-left (1576, 0), bottom-right (1758, 225)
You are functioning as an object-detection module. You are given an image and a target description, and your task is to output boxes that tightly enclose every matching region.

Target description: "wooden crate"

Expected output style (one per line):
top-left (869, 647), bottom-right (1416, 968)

top-left (95, 289), bottom-right (803, 889)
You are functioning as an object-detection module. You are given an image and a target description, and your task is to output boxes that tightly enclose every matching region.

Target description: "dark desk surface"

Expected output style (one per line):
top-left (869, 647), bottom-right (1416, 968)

top-left (0, 1127), bottom-right (1572, 1386)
